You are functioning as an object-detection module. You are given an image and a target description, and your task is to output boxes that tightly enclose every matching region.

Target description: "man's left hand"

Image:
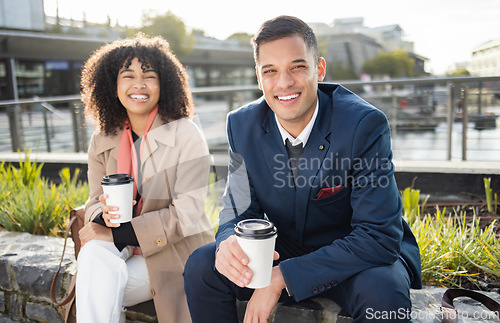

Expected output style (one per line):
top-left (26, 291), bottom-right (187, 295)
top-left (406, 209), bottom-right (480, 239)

top-left (244, 252), bottom-right (285, 323)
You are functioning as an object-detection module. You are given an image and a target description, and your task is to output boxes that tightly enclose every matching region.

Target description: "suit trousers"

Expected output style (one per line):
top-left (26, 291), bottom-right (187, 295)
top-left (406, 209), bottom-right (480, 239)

top-left (184, 242), bottom-right (413, 323)
top-left (76, 240), bottom-right (153, 323)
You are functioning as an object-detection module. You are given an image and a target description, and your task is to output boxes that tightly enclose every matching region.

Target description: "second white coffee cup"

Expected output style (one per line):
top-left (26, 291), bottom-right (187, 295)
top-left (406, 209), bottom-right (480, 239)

top-left (101, 174), bottom-right (134, 223)
top-left (235, 219), bottom-right (277, 289)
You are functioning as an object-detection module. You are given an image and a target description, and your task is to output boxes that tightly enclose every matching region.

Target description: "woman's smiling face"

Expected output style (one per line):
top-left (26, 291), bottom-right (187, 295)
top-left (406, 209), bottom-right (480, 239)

top-left (116, 57), bottom-right (160, 120)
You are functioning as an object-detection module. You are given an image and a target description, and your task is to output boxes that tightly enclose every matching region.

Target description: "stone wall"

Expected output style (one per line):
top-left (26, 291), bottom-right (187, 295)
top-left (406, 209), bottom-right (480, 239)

top-left (2, 230), bottom-right (500, 323)
top-left (0, 231), bottom-right (73, 322)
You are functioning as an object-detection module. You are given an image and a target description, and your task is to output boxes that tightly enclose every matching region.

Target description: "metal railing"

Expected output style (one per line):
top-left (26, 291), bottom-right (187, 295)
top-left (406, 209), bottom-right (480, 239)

top-left (0, 76), bottom-right (499, 161)
top-left (339, 76), bottom-right (500, 161)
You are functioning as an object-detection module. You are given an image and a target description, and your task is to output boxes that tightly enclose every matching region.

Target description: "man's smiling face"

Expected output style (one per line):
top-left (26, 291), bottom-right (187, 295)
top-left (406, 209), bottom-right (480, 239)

top-left (256, 35), bottom-right (325, 137)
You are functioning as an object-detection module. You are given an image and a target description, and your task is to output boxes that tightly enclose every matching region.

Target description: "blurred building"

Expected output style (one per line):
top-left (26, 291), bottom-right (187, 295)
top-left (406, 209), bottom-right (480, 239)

top-left (0, 0), bottom-right (255, 101)
top-left (467, 39), bottom-right (500, 76)
top-left (0, 0), bottom-right (45, 31)
top-left (311, 17), bottom-right (428, 80)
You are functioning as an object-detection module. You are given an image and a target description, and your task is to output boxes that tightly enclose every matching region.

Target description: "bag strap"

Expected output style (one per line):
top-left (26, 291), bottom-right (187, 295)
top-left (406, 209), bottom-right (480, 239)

top-left (50, 215), bottom-right (77, 306)
top-left (441, 288), bottom-right (500, 323)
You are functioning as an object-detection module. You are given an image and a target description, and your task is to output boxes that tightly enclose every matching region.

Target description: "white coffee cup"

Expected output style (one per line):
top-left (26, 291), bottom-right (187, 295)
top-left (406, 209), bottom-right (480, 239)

top-left (234, 219), bottom-right (277, 289)
top-left (101, 174), bottom-right (134, 223)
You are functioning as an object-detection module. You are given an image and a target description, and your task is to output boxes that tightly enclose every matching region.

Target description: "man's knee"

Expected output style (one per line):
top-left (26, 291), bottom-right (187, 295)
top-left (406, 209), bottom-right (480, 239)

top-left (349, 261), bottom-right (412, 321)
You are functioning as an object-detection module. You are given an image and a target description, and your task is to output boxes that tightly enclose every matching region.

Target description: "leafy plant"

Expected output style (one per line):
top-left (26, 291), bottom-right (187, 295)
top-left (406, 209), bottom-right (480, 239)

top-left (406, 206), bottom-right (499, 288)
top-left (205, 171), bottom-right (223, 232)
top-left (0, 152), bottom-right (43, 190)
top-left (483, 177), bottom-right (498, 214)
top-left (0, 182), bottom-right (65, 235)
top-left (0, 153), bottom-right (88, 237)
top-left (400, 187), bottom-right (428, 225)
top-left (401, 187), bottom-right (420, 225)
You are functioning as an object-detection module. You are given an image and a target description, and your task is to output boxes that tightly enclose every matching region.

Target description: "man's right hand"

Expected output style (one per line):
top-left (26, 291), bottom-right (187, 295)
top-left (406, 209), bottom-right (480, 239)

top-left (215, 235), bottom-right (253, 288)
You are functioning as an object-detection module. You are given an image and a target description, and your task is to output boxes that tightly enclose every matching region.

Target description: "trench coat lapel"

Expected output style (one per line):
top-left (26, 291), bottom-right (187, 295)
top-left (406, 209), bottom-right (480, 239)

top-left (94, 130), bottom-right (120, 166)
top-left (94, 116), bottom-right (175, 180)
top-left (141, 116), bottom-right (175, 170)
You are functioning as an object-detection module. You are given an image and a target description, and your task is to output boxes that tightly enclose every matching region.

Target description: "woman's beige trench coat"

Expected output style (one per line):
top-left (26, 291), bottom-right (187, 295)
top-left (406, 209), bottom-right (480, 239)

top-left (84, 116), bottom-right (215, 323)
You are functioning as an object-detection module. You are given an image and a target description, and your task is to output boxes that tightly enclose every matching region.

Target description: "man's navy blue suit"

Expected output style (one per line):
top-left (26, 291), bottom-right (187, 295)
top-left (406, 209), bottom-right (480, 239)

top-left (184, 83), bottom-right (422, 322)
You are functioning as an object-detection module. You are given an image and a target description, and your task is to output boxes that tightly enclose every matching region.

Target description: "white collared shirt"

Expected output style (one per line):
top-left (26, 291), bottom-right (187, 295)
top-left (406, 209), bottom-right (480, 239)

top-left (275, 99), bottom-right (319, 148)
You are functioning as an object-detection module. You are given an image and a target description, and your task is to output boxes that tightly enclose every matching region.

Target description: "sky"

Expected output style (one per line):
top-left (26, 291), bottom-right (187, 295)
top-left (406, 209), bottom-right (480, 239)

top-left (43, 0), bottom-right (500, 75)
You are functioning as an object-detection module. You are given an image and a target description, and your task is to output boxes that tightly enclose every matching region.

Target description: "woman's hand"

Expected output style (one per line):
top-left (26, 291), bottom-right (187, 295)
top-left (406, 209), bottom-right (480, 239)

top-left (99, 194), bottom-right (134, 228)
top-left (79, 222), bottom-right (113, 247)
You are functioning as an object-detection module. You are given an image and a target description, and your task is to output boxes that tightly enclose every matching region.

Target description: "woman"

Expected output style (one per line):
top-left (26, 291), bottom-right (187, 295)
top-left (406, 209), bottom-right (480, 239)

top-left (76, 34), bottom-right (214, 323)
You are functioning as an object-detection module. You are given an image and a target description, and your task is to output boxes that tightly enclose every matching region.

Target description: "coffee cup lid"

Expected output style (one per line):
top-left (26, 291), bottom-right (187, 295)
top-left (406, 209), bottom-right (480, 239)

top-left (234, 219), bottom-right (277, 239)
top-left (101, 174), bottom-right (134, 185)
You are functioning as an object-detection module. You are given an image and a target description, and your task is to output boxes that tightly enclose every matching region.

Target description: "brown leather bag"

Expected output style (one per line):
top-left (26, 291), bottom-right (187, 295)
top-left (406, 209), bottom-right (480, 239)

top-left (50, 207), bottom-right (85, 322)
top-left (441, 288), bottom-right (500, 323)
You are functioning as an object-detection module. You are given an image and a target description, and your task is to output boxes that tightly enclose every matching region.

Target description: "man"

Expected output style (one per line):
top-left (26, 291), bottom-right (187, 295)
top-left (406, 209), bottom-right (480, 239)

top-left (184, 15), bottom-right (422, 322)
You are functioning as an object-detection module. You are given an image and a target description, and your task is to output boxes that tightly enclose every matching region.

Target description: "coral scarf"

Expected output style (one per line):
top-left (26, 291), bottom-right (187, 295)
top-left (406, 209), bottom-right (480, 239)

top-left (117, 106), bottom-right (158, 217)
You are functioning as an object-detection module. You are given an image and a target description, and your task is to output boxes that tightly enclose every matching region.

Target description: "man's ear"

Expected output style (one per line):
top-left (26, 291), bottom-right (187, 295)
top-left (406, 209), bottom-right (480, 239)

top-left (255, 66), bottom-right (263, 90)
top-left (317, 57), bottom-right (326, 82)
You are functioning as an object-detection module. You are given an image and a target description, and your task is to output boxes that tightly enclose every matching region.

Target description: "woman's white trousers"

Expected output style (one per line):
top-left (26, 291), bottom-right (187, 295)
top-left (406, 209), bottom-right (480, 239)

top-left (76, 240), bottom-right (152, 323)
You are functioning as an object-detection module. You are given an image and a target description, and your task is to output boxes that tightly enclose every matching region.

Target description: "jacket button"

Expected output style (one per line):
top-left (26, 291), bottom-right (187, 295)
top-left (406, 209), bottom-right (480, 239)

top-left (325, 283), bottom-right (332, 289)
top-left (312, 287), bottom-right (319, 294)
top-left (156, 238), bottom-right (163, 245)
top-left (150, 289), bottom-right (155, 296)
top-left (332, 281), bottom-right (338, 287)
top-left (318, 285), bottom-right (325, 292)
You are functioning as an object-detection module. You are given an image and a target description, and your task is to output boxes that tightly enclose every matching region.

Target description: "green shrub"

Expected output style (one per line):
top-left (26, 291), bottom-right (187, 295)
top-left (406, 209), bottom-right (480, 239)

top-left (402, 192), bottom-right (499, 288)
top-left (205, 171), bottom-right (223, 232)
top-left (484, 177), bottom-right (498, 214)
top-left (0, 154), bottom-right (88, 237)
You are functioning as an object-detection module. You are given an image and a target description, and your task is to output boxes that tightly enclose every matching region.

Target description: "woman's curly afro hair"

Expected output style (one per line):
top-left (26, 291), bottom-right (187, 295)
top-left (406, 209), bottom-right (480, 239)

top-left (81, 33), bottom-right (193, 135)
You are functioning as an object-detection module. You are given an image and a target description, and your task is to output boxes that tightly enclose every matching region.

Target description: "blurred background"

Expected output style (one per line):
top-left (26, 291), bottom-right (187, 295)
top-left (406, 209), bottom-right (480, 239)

top-left (1, 0), bottom-right (499, 161)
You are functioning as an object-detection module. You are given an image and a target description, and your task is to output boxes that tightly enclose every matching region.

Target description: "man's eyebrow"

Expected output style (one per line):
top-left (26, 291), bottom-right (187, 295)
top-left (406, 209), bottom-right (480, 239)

top-left (260, 59), bottom-right (308, 69)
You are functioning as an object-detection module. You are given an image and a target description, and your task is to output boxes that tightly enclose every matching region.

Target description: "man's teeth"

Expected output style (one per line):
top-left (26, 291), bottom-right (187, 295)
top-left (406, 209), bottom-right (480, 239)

top-left (130, 94), bottom-right (148, 100)
top-left (278, 94), bottom-right (299, 101)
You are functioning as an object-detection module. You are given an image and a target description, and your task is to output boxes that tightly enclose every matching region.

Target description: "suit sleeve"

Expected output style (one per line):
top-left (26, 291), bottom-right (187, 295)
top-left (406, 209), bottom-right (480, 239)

top-left (279, 109), bottom-right (404, 301)
top-left (215, 113), bottom-right (264, 251)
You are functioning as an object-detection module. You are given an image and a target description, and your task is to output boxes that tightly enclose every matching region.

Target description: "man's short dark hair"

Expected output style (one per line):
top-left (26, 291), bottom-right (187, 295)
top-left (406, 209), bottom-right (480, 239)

top-left (251, 15), bottom-right (319, 64)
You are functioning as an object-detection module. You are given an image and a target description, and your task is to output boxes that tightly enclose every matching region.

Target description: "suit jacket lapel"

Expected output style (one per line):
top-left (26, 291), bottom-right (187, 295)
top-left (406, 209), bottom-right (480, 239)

top-left (294, 91), bottom-right (333, 242)
top-left (260, 109), bottom-right (296, 211)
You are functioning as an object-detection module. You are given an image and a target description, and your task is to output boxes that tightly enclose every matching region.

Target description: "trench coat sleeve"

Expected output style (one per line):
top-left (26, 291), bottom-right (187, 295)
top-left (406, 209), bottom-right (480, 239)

top-left (131, 119), bottom-right (212, 257)
top-left (84, 132), bottom-right (108, 224)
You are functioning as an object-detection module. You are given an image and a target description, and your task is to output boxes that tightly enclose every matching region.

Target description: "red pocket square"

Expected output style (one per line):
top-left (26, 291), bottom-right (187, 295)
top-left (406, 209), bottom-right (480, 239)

top-left (316, 185), bottom-right (344, 199)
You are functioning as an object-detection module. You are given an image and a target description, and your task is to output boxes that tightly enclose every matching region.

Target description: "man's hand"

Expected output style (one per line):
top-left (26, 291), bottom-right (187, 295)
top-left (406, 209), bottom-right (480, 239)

top-left (215, 235), bottom-right (252, 287)
top-left (244, 260), bottom-right (285, 323)
top-left (99, 194), bottom-right (121, 228)
top-left (79, 222), bottom-right (113, 247)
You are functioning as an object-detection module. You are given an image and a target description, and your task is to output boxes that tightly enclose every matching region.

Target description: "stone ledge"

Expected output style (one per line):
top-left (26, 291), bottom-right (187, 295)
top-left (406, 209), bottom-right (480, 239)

top-left (237, 298), bottom-right (353, 322)
top-left (1, 230), bottom-right (499, 323)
